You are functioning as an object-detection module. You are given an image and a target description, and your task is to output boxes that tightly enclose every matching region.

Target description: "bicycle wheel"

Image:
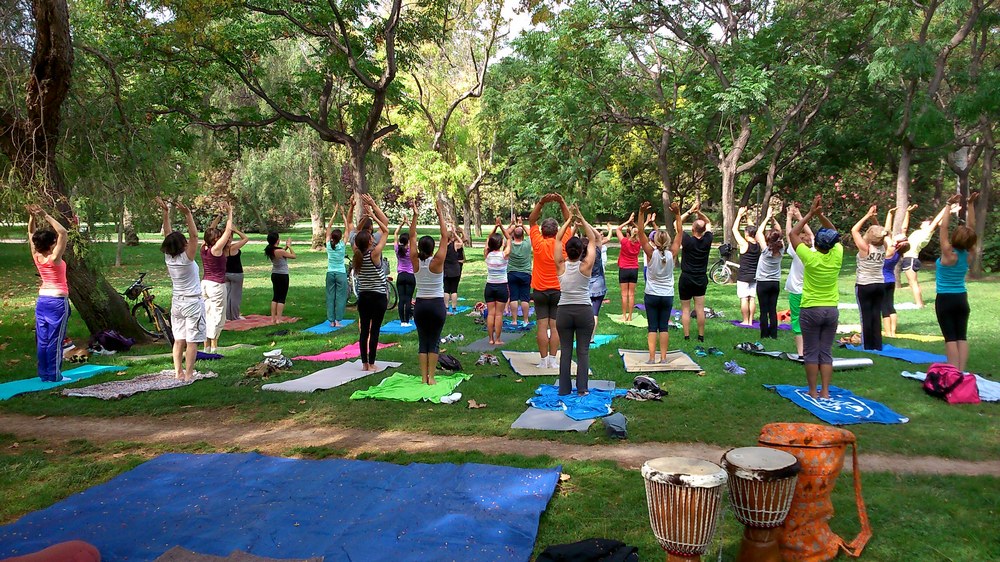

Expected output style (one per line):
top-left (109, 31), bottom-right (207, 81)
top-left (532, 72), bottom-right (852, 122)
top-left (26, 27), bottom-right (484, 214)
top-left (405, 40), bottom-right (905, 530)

top-left (346, 272), bottom-right (359, 306)
top-left (152, 305), bottom-right (174, 345)
top-left (386, 282), bottom-right (398, 311)
top-left (131, 302), bottom-right (162, 338)
top-left (710, 262), bottom-right (732, 285)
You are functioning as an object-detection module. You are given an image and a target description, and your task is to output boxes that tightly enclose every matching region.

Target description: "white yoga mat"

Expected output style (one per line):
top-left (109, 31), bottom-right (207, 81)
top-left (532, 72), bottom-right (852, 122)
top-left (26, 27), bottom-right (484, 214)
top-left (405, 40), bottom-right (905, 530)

top-left (500, 351), bottom-right (590, 377)
top-left (619, 349), bottom-right (702, 372)
top-left (261, 360), bottom-right (402, 393)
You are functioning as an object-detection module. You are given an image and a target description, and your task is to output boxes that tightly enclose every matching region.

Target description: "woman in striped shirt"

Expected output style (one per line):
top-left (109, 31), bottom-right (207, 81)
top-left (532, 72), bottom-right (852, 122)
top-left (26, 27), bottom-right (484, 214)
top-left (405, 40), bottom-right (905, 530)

top-left (353, 194), bottom-right (391, 371)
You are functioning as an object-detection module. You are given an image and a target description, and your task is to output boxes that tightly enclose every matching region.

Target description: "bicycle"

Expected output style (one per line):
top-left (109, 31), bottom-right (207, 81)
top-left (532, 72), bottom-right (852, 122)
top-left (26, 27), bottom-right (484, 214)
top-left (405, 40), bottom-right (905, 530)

top-left (347, 264), bottom-right (399, 310)
top-left (122, 272), bottom-right (174, 344)
top-left (709, 243), bottom-right (741, 285)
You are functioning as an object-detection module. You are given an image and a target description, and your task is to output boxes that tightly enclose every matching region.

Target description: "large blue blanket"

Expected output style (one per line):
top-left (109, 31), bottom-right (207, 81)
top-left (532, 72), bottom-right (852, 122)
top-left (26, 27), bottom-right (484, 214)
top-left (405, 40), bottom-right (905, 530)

top-left (845, 343), bottom-right (946, 364)
top-left (764, 384), bottom-right (909, 425)
top-left (0, 453), bottom-right (560, 562)
top-left (528, 384), bottom-right (628, 420)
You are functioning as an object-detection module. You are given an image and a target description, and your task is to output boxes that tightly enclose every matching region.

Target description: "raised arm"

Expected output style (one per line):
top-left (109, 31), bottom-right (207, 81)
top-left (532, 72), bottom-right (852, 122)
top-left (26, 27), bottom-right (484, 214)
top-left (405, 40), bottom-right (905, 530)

top-left (155, 196), bottom-right (171, 235)
top-left (364, 194), bottom-right (389, 230)
top-left (209, 214), bottom-right (222, 231)
top-left (176, 200), bottom-right (199, 261)
top-left (637, 202), bottom-right (654, 258)
top-left (370, 214), bottom-right (390, 261)
top-left (431, 200), bottom-right (449, 271)
top-left (884, 207), bottom-right (895, 230)
top-left (790, 196), bottom-right (822, 251)
top-left (528, 194), bottom-right (552, 228)
top-left (938, 203), bottom-right (958, 265)
top-left (670, 203), bottom-right (683, 256)
top-left (578, 210), bottom-right (598, 277)
top-left (554, 214), bottom-right (574, 271)
top-left (852, 205), bottom-right (876, 253)
top-left (615, 212), bottom-right (634, 241)
top-left (25, 207), bottom-right (36, 256)
top-left (30, 206), bottom-right (69, 262)
top-left (394, 222), bottom-right (404, 246)
top-left (732, 207), bottom-right (749, 253)
top-left (928, 202), bottom-right (951, 231)
top-left (210, 203), bottom-right (234, 256)
top-left (345, 194), bottom-right (356, 235)
top-left (967, 192), bottom-right (978, 232)
top-left (230, 227), bottom-right (250, 251)
top-left (755, 207), bottom-right (773, 247)
top-left (326, 204), bottom-right (341, 242)
top-left (276, 237), bottom-right (297, 260)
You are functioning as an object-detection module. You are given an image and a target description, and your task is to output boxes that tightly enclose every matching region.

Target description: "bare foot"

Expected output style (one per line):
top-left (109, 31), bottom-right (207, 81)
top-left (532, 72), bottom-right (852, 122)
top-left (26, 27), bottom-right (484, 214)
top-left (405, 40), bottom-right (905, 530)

top-left (428, 377), bottom-right (437, 385)
top-left (577, 391), bottom-right (589, 397)
top-left (361, 363), bottom-right (370, 371)
top-left (808, 391), bottom-right (819, 399)
top-left (820, 391), bottom-right (831, 399)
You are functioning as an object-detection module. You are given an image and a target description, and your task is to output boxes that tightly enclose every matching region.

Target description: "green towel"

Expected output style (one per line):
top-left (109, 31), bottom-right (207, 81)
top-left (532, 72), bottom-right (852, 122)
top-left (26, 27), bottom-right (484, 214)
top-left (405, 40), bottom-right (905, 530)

top-left (350, 372), bottom-right (472, 403)
top-left (607, 314), bottom-right (647, 328)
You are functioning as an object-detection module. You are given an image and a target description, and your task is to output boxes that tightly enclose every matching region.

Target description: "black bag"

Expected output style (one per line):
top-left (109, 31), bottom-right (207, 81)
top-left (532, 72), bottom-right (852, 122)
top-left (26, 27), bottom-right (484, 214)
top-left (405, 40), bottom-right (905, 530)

top-left (537, 538), bottom-right (638, 562)
top-left (633, 375), bottom-right (666, 397)
top-left (95, 330), bottom-right (135, 352)
top-left (437, 354), bottom-right (462, 371)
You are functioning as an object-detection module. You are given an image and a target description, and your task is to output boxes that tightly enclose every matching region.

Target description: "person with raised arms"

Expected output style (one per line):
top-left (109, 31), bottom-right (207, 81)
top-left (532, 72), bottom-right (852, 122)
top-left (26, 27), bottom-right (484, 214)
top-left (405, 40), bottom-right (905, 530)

top-left (353, 194), bottom-right (390, 371)
top-left (221, 221), bottom-right (249, 322)
top-left (443, 228), bottom-right (466, 314)
top-left (732, 206), bottom-right (762, 326)
top-left (410, 200), bottom-right (450, 385)
top-left (200, 203), bottom-right (234, 353)
top-left (784, 203), bottom-right (814, 355)
top-left (677, 201), bottom-right (713, 343)
top-left (754, 206), bottom-right (784, 340)
top-left (789, 195), bottom-right (843, 400)
top-left (264, 231), bottom-right (296, 324)
top-left (324, 204), bottom-right (350, 327)
top-left (588, 225), bottom-right (612, 342)
top-left (26, 204), bottom-right (70, 383)
top-left (638, 201), bottom-right (683, 363)
top-left (528, 193), bottom-right (574, 369)
top-left (899, 203), bottom-right (949, 307)
top-left (851, 205), bottom-right (893, 350)
top-left (394, 220), bottom-right (416, 327)
top-left (484, 218), bottom-right (512, 345)
top-left (613, 212), bottom-right (641, 322)
top-left (553, 205), bottom-right (599, 396)
top-left (506, 217), bottom-right (533, 327)
top-left (881, 206), bottom-right (909, 338)
top-left (156, 197), bottom-right (205, 382)
top-left (934, 194), bottom-right (977, 372)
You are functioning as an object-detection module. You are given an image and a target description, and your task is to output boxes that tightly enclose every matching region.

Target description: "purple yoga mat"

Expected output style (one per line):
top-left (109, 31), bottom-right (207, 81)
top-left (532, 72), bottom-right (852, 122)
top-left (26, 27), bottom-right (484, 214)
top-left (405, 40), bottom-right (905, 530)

top-left (730, 320), bottom-right (792, 331)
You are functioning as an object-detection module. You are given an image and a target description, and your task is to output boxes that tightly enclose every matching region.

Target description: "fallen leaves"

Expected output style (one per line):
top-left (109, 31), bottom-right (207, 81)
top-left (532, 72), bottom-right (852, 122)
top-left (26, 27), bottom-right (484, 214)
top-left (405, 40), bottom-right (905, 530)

top-left (467, 399), bottom-right (487, 409)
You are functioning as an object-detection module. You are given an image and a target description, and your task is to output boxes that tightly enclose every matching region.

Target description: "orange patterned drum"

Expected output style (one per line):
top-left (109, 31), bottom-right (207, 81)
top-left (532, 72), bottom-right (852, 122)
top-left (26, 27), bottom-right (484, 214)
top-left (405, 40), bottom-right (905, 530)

top-left (721, 447), bottom-right (800, 562)
top-left (641, 457), bottom-right (728, 562)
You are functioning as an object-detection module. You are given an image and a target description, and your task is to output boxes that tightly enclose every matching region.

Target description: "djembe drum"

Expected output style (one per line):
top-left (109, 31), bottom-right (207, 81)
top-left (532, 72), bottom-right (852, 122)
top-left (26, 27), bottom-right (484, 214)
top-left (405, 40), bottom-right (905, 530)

top-left (641, 457), bottom-right (728, 562)
top-left (721, 447), bottom-right (801, 562)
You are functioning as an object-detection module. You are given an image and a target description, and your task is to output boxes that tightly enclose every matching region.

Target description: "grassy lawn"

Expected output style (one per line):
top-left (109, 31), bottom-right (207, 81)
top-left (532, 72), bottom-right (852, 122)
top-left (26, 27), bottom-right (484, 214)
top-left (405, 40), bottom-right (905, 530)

top-left (0, 236), bottom-right (997, 464)
top-left (0, 435), bottom-right (995, 561)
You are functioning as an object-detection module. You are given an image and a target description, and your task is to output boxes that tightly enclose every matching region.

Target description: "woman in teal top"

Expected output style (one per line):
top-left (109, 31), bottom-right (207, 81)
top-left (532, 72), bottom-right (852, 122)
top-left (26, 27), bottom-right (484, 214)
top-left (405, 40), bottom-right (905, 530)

top-left (325, 205), bottom-right (349, 327)
top-left (934, 195), bottom-right (978, 372)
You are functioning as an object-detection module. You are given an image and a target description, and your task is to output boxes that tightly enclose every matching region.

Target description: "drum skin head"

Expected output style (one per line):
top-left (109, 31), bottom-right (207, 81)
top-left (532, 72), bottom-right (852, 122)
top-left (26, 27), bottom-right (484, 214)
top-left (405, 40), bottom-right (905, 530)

top-left (642, 457), bottom-right (728, 488)
top-left (722, 447), bottom-right (801, 481)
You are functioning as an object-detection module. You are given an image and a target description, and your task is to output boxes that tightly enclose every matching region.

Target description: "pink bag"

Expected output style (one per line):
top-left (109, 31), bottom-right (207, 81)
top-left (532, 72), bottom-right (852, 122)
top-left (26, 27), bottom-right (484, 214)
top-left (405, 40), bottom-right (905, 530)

top-left (922, 363), bottom-right (980, 404)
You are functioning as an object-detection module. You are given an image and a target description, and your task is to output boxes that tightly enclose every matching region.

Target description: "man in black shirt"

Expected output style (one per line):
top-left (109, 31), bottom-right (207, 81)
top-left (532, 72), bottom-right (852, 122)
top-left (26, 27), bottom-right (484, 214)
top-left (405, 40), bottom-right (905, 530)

top-left (678, 202), bottom-right (713, 342)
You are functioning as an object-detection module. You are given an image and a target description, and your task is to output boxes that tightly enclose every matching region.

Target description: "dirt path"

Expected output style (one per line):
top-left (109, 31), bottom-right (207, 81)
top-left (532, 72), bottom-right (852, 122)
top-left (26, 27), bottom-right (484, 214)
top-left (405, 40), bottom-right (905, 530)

top-left (3, 412), bottom-right (998, 477)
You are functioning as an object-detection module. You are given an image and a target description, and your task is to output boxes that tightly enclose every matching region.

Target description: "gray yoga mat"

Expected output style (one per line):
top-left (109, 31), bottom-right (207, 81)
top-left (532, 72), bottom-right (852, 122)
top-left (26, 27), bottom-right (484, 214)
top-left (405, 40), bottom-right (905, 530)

top-left (261, 360), bottom-right (401, 393)
top-left (784, 353), bottom-right (873, 371)
top-left (459, 331), bottom-right (527, 352)
top-left (510, 380), bottom-right (616, 432)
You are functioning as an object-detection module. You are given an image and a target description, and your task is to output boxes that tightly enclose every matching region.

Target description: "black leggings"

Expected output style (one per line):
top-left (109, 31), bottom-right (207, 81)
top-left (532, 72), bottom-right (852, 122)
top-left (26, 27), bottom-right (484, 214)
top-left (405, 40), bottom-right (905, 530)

top-left (556, 304), bottom-right (595, 395)
top-left (271, 273), bottom-right (289, 304)
top-left (881, 282), bottom-right (896, 318)
top-left (357, 291), bottom-right (388, 364)
top-left (855, 283), bottom-right (884, 350)
top-left (396, 272), bottom-right (415, 323)
top-left (414, 297), bottom-right (447, 353)
top-left (643, 294), bottom-right (673, 332)
top-left (935, 292), bottom-right (969, 342)
top-left (756, 281), bottom-right (780, 339)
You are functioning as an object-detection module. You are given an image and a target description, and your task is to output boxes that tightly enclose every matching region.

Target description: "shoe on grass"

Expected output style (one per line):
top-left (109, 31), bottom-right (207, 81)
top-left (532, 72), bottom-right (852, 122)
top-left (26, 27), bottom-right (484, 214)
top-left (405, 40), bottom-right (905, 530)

top-left (694, 345), bottom-right (708, 357)
top-left (724, 360), bottom-right (747, 375)
top-left (707, 347), bottom-right (724, 356)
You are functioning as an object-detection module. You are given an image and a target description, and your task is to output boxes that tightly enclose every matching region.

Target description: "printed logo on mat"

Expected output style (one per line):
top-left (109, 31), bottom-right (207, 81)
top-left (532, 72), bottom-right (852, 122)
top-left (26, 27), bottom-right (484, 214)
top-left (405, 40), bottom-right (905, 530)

top-left (793, 389), bottom-right (874, 420)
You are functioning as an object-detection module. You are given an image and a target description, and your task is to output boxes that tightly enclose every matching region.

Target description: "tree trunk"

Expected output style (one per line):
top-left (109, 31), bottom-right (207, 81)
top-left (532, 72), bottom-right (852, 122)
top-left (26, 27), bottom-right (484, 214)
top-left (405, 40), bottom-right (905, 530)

top-left (308, 142), bottom-right (325, 249)
top-left (115, 206), bottom-right (124, 267)
top-left (720, 163), bottom-right (738, 244)
top-left (122, 204), bottom-right (139, 245)
top-left (761, 153), bottom-right (779, 212)
top-left (970, 138), bottom-right (993, 277)
top-left (348, 145), bottom-right (369, 224)
top-left (655, 130), bottom-right (676, 235)
top-left (892, 142), bottom-right (913, 234)
top-left (472, 188), bottom-right (482, 237)
top-left (462, 197), bottom-right (473, 244)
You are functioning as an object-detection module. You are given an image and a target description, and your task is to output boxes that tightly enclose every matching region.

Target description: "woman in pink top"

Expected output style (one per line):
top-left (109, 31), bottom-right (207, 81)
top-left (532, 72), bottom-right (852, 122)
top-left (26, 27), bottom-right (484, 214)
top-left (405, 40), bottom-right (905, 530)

top-left (26, 205), bottom-right (70, 382)
top-left (615, 213), bottom-right (641, 321)
top-left (200, 203), bottom-right (234, 353)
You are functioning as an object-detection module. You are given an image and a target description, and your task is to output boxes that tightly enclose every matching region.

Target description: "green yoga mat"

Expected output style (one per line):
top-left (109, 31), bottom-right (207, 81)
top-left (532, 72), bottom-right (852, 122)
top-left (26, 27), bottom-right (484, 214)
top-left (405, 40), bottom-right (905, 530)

top-left (607, 314), bottom-right (647, 328)
top-left (350, 372), bottom-right (472, 403)
top-left (0, 364), bottom-right (128, 401)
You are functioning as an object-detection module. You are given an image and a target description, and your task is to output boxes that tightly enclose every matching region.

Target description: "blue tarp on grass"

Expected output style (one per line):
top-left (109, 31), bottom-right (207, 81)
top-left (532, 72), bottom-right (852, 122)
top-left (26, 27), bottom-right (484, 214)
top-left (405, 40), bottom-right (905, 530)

top-left (0, 452), bottom-right (560, 562)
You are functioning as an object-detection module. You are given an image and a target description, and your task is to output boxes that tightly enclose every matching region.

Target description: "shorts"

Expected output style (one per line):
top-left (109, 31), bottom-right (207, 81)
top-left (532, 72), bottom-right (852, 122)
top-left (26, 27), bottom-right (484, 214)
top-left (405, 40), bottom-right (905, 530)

top-left (901, 257), bottom-right (921, 272)
top-left (171, 295), bottom-right (206, 343)
top-left (619, 268), bottom-right (639, 284)
top-left (591, 295), bottom-right (605, 316)
top-left (788, 292), bottom-right (802, 335)
top-left (533, 289), bottom-right (561, 320)
top-left (935, 292), bottom-right (969, 342)
top-left (678, 274), bottom-right (708, 300)
top-left (508, 271), bottom-right (532, 302)
top-left (484, 282), bottom-right (509, 303)
top-left (444, 276), bottom-right (461, 294)
top-left (737, 280), bottom-right (757, 299)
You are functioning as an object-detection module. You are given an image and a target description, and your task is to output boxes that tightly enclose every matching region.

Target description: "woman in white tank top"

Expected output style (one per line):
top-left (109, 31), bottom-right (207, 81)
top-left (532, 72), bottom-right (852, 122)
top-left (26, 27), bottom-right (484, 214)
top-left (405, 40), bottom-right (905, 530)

top-left (851, 205), bottom-right (894, 351)
top-left (409, 200), bottom-right (451, 385)
top-left (553, 205), bottom-right (599, 396)
top-left (639, 201), bottom-right (683, 363)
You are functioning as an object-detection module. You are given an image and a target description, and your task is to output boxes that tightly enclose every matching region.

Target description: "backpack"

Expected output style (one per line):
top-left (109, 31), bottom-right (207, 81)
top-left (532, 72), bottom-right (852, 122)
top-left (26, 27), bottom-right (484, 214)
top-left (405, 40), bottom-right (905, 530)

top-left (632, 375), bottom-right (666, 397)
top-left (922, 363), bottom-right (980, 404)
top-left (95, 330), bottom-right (135, 352)
top-left (437, 354), bottom-right (462, 371)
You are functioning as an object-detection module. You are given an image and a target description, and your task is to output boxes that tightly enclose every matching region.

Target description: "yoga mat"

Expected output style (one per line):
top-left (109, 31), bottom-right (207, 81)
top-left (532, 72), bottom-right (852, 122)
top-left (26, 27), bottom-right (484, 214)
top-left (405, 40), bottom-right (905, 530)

top-left (504, 307), bottom-right (535, 317)
top-left (501, 351), bottom-right (589, 377)
top-left (490, 319), bottom-right (536, 333)
top-left (845, 343), bottom-right (946, 364)
top-left (0, 365), bottom-right (128, 401)
top-left (292, 342), bottom-right (396, 362)
top-left (121, 344), bottom-right (256, 362)
top-left (380, 320), bottom-right (417, 335)
top-left (510, 408), bottom-right (595, 432)
top-left (459, 332), bottom-right (527, 352)
top-left (350, 372), bottom-right (472, 403)
top-left (302, 319), bottom-right (355, 335)
top-left (527, 384), bottom-right (628, 420)
top-left (62, 370), bottom-right (217, 400)
top-left (224, 315), bottom-right (300, 332)
top-left (901, 371), bottom-right (1000, 402)
top-left (0, 452), bottom-right (560, 562)
top-left (448, 306), bottom-right (472, 314)
top-left (783, 353), bottom-right (874, 371)
top-left (888, 332), bottom-right (944, 343)
top-left (581, 334), bottom-right (618, 349)
top-left (261, 360), bottom-right (401, 393)
top-left (764, 384), bottom-right (909, 425)
top-left (607, 314), bottom-right (647, 328)
top-left (729, 320), bottom-right (792, 331)
top-left (619, 349), bottom-right (702, 372)
top-left (838, 302), bottom-right (921, 311)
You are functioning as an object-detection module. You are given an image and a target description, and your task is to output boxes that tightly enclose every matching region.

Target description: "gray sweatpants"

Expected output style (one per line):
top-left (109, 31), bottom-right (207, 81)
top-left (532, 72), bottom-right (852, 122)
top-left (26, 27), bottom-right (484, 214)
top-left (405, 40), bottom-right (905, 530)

top-left (800, 306), bottom-right (839, 365)
top-left (556, 304), bottom-right (596, 395)
top-left (225, 273), bottom-right (244, 321)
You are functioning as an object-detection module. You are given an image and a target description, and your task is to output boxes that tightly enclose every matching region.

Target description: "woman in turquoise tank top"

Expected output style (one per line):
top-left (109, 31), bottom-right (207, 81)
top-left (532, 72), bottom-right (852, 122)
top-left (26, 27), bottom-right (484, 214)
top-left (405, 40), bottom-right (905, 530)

top-left (934, 195), bottom-right (978, 372)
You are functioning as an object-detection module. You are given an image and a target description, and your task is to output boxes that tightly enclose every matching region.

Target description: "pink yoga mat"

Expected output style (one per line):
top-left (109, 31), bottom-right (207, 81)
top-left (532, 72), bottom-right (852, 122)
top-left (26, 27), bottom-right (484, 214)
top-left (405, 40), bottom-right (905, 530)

top-left (293, 342), bottom-right (397, 362)
top-left (225, 315), bottom-right (301, 332)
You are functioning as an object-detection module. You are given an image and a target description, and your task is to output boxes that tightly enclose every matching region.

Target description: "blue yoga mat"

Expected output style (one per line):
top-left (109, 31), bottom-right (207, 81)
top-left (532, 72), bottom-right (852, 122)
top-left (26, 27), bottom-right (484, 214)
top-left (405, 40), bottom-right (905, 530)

top-left (450, 306), bottom-right (471, 314)
top-left (845, 343), bottom-right (946, 364)
top-left (0, 452), bottom-right (560, 561)
top-left (0, 364), bottom-right (127, 401)
top-left (528, 384), bottom-right (628, 420)
top-left (302, 319), bottom-right (356, 335)
top-left (573, 334), bottom-right (618, 349)
top-left (764, 384), bottom-right (909, 425)
top-left (380, 320), bottom-right (417, 335)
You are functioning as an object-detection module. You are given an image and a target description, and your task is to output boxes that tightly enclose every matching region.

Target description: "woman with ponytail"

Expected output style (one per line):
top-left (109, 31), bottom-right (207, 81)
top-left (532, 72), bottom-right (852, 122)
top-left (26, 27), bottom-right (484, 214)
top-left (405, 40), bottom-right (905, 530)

top-left (265, 231), bottom-right (296, 324)
top-left (754, 207), bottom-right (784, 340)
top-left (394, 222), bottom-right (416, 326)
top-left (638, 202), bottom-right (683, 364)
top-left (353, 194), bottom-right (390, 371)
top-left (554, 205), bottom-right (598, 396)
top-left (411, 200), bottom-right (450, 384)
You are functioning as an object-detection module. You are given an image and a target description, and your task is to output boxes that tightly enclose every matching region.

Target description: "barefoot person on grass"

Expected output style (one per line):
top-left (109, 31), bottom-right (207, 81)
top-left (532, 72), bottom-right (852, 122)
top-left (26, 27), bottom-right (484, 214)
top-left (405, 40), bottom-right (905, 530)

top-left (789, 195), bottom-right (843, 400)
top-left (899, 203), bottom-right (949, 307)
top-left (353, 195), bottom-right (390, 372)
top-left (528, 193), bottom-right (574, 369)
top-left (156, 197), bottom-right (205, 382)
top-left (325, 205), bottom-right (349, 327)
top-left (223, 224), bottom-right (249, 322)
top-left (26, 204), bottom-right (70, 383)
top-left (506, 217), bottom-right (533, 327)
top-left (200, 203), bottom-right (233, 353)
top-left (732, 206), bottom-right (762, 326)
top-left (613, 213), bottom-right (641, 322)
top-left (411, 200), bottom-right (450, 385)
top-left (785, 203), bottom-right (814, 356)
top-left (934, 194), bottom-right (977, 372)
top-left (484, 218), bottom-right (512, 345)
top-left (638, 202), bottom-right (683, 363)
top-left (754, 206), bottom-right (784, 340)
top-left (881, 206), bottom-right (909, 337)
top-left (554, 206), bottom-right (598, 396)
top-left (264, 232), bottom-right (296, 324)
top-left (851, 205), bottom-right (892, 351)
top-left (678, 201), bottom-right (713, 343)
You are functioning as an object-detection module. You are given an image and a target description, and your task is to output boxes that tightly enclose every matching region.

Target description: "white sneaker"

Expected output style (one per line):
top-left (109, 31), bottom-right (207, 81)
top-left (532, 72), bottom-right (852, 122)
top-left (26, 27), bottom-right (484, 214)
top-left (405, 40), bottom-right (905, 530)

top-left (547, 356), bottom-right (558, 369)
top-left (400, 322), bottom-right (411, 327)
top-left (440, 392), bottom-right (462, 404)
top-left (536, 357), bottom-right (549, 369)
